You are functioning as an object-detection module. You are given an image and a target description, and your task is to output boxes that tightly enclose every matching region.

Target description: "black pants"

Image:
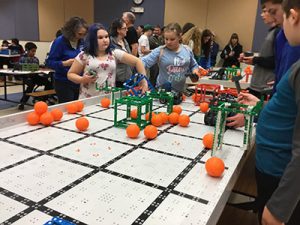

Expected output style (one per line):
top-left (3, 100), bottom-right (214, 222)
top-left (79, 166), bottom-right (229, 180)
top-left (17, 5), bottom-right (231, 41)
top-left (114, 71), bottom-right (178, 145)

top-left (149, 64), bottom-right (159, 87)
top-left (20, 75), bottom-right (53, 104)
top-left (54, 80), bottom-right (79, 103)
top-left (255, 168), bottom-right (300, 225)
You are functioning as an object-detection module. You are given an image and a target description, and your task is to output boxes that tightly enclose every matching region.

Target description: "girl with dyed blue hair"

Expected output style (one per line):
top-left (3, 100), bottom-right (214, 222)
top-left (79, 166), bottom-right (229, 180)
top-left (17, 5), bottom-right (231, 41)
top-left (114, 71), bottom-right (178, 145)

top-left (68, 23), bottom-right (147, 99)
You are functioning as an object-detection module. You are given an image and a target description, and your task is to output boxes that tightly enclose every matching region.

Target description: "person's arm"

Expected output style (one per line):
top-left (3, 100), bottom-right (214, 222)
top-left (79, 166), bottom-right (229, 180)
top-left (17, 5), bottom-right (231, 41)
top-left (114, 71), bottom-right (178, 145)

top-left (46, 38), bottom-right (74, 70)
top-left (252, 56), bottom-right (275, 69)
top-left (264, 67), bottom-right (300, 223)
top-left (117, 50), bottom-right (148, 92)
top-left (220, 46), bottom-right (228, 59)
top-left (131, 43), bottom-right (138, 56)
top-left (141, 47), bottom-right (161, 69)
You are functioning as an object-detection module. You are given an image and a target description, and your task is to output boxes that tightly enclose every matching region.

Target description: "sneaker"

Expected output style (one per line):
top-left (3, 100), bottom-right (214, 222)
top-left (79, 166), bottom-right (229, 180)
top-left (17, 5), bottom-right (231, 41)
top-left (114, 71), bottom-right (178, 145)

top-left (18, 104), bottom-right (24, 110)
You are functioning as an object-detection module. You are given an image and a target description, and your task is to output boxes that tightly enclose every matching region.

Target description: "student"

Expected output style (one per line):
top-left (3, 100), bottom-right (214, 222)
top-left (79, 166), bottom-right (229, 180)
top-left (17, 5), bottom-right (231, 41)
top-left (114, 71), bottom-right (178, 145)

top-left (240, 1), bottom-right (279, 99)
top-left (210, 32), bottom-right (220, 67)
top-left (220, 33), bottom-right (243, 68)
top-left (141, 22), bottom-right (202, 101)
top-left (182, 26), bottom-right (202, 62)
top-left (67, 23), bottom-right (148, 99)
top-left (199, 29), bottom-right (213, 69)
top-left (18, 42), bottom-right (52, 110)
top-left (138, 24), bottom-right (153, 58)
top-left (109, 18), bottom-right (133, 88)
top-left (46, 16), bottom-right (88, 103)
top-left (237, 0), bottom-right (300, 224)
top-left (122, 12), bottom-right (139, 56)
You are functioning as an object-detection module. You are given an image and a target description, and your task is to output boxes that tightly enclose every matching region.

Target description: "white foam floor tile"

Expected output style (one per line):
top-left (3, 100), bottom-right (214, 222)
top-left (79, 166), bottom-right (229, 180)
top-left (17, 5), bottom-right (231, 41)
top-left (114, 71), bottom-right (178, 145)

top-left (0, 141), bottom-right (38, 169)
top-left (179, 102), bottom-right (199, 111)
top-left (0, 194), bottom-right (28, 223)
top-left (144, 194), bottom-right (210, 225)
top-left (223, 129), bottom-right (244, 147)
top-left (45, 171), bottom-right (162, 225)
top-left (168, 123), bottom-right (215, 139)
top-left (190, 112), bottom-right (205, 124)
top-left (95, 126), bottom-right (147, 145)
top-left (52, 136), bottom-right (133, 167)
top-left (0, 155), bottom-right (92, 202)
top-left (12, 210), bottom-right (52, 225)
top-left (143, 132), bottom-right (203, 159)
top-left (8, 127), bottom-right (85, 151)
top-left (107, 148), bottom-right (191, 187)
top-left (174, 163), bottom-right (231, 203)
top-left (54, 117), bottom-right (113, 134)
top-left (78, 104), bottom-right (103, 114)
top-left (0, 123), bottom-right (42, 139)
top-left (57, 112), bottom-right (80, 122)
top-left (90, 108), bottom-right (127, 121)
top-left (201, 145), bottom-right (244, 172)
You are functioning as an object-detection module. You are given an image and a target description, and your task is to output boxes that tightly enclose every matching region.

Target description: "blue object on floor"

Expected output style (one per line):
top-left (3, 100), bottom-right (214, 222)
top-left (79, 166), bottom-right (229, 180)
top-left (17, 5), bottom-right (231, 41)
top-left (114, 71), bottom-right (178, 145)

top-left (44, 217), bottom-right (76, 225)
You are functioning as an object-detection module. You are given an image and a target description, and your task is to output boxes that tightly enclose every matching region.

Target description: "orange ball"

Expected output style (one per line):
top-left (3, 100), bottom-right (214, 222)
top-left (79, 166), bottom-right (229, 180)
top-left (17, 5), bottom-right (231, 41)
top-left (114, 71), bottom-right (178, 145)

top-left (178, 114), bottom-right (190, 127)
top-left (144, 125), bottom-right (158, 140)
top-left (75, 101), bottom-right (84, 112)
top-left (51, 109), bottom-right (63, 121)
top-left (145, 112), bottom-right (155, 121)
top-left (66, 103), bottom-right (78, 114)
top-left (192, 94), bottom-right (200, 103)
top-left (34, 101), bottom-right (48, 115)
top-left (76, 117), bottom-right (89, 131)
top-left (151, 114), bottom-right (163, 127)
top-left (172, 105), bottom-right (182, 115)
top-left (40, 112), bottom-right (54, 126)
top-left (126, 124), bottom-right (140, 138)
top-left (200, 102), bottom-right (209, 113)
top-left (101, 97), bottom-right (110, 108)
top-left (205, 157), bottom-right (225, 177)
top-left (130, 109), bottom-right (138, 119)
top-left (168, 112), bottom-right (179, 125)
top-left (26, 112), bottom-right (40, 125)
top-left (203, 133), bottom-right (214, 149)
top-left (159, 112), bottom-right (169, 124)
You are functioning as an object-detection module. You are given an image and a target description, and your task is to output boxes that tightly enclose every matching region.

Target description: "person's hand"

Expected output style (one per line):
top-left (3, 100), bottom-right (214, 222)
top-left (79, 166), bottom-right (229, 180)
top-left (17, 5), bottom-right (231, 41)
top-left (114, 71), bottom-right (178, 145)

top-left (237, 92), bottom-right (260, 106)
top-left (262, 206), bottom-right (284, 225)
top-left (242, 56), bottom-right (254, 65)
top-left (62, 58), bottom-right (75, 67)
top-left (229, 51), bottom-right (235, 57)
top-left (226, 113), bottom-right (245, 128)
top-left (267, 80), bottom-right (275, 86)
top-left (81, 72), bottom-right (97, 84)
top-left (139, 79), bottom-right (148, 94)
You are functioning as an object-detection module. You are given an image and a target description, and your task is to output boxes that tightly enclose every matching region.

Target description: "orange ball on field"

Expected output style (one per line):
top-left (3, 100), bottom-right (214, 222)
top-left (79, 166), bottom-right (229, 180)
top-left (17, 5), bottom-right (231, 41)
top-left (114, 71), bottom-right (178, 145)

top-left (203, 133), bottom-right (214, 149)
top-left (151, 114), bottom-right (163, 127)
top-left (40, 112), bottom-right (54, 126)
top-left (192, 94), bottom-right (200, 103)
top-left (66, 103), bottom-right (78, 114)
top-left (126, 124), bottom-right (140, 138)
top-left (159, 112), bottom-right (169, 124)
top-left (75, 101), bottom-right (84, 112)
top-left (145, 112), bottom-right (155, 121)
top-left (144, 125), bottom-right (158, 140)
top-left (26, 112), bottom-right (40, 125)
top-left (200, 102), bottom-right (209, 113)
top-left (130, 109), bottom-right (138, 119)
top-left (51, 109), bottom-right (63, 121)
top-left (101, 97), bottom-right (110, 108)
top-left (178, 114), bottom-right (190, 127)
top-left (172, 105), bottom-right (182, 115)
top-left (168, 112), bottom-right (179, 125)
top-left (205, 157), bottom-right (225, 177)
top-left (76, 117), bottom-right (89, 131)
top-left (34, 101), bottom-right (48, 115)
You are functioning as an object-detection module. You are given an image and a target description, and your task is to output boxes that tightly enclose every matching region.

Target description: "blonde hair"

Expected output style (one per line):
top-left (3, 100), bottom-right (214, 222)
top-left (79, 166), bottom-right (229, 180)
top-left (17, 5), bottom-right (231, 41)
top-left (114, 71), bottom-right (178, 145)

top-left (164, 23), bottom-right (182, 37)
top-left (182, 26), bottom-right (202, 56)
